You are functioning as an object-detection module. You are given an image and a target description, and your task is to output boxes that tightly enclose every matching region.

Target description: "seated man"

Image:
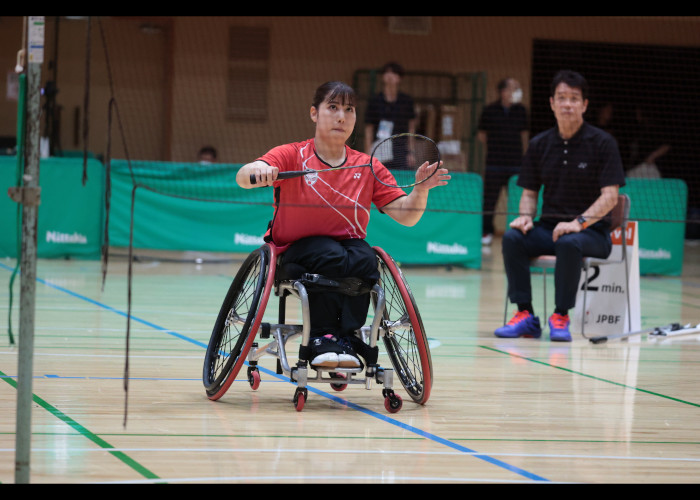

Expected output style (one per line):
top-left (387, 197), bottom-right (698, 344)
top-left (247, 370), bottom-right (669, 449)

top-left (496, 70), bottom-right (626, 342)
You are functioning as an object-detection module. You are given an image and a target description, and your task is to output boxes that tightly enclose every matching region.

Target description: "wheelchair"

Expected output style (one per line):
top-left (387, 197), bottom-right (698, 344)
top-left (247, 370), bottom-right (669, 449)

top-left (202, 242), bottom-right (433, 413)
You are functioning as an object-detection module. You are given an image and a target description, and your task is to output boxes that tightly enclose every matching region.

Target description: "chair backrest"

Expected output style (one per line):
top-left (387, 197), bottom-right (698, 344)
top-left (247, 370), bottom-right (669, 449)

top-left (609, 193), bottom-right (630, 231)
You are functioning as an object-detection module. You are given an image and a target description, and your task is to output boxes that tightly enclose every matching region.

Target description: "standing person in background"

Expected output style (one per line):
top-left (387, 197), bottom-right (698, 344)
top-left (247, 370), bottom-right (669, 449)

top-left (364, 62), bottom-right (417, 169)
top-left (478, 77), bottom-right (529, 246)
top-left (198, 145), bottom-right (218, 164)
top-left (625, 105), bottom-right (671, 178)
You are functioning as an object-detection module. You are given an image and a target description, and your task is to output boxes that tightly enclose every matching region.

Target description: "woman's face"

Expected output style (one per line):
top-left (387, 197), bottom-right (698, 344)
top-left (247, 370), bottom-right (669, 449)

top-left (311, 95), bottom-right (356, 144)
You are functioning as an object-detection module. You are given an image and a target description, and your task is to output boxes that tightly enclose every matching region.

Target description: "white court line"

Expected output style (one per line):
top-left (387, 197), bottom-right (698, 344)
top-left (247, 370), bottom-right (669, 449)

top-left (0, 351), bottom-right (204, 359)
top-left (9, 325), bottom-right (211, 332)
top-left (4, 447), bottom-right (700, 463)
top-left (95, 475), bottom-right (545, 484)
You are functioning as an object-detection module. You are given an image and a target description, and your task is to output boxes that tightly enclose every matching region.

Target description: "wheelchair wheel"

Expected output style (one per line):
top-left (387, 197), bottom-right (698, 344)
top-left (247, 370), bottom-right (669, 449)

top-left (373, 247), bottom-right (433, 405)
top-left (203, 245), bottom-right (273, 400)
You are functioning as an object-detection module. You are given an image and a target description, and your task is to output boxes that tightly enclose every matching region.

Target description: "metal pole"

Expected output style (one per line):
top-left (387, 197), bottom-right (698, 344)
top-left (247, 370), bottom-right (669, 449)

top-left (14, 16), bottom-right (44, 485)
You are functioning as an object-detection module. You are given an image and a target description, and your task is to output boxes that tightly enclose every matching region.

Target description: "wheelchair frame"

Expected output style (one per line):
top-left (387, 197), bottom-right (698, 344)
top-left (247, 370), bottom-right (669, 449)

top-left (202, 243), bottom-right (432, 413)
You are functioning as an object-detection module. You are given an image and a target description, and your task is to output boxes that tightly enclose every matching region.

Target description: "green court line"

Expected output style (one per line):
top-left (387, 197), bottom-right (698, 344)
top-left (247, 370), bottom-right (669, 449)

top-left (0, 367), bottom-right (162, 482)
top-left (481, 345), bottom-right (700, 408)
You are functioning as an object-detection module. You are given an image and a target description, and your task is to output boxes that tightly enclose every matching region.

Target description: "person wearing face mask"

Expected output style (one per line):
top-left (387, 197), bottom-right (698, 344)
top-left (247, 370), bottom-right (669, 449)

top-left (198, 145), bottom-right (218, 164)
top-left (477, 78), bottom-right (530, 246)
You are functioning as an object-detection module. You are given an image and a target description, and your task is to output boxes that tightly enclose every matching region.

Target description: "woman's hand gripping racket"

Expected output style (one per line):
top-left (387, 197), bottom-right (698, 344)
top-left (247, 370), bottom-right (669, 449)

top-left (249, 133), bottom-right (441, 189)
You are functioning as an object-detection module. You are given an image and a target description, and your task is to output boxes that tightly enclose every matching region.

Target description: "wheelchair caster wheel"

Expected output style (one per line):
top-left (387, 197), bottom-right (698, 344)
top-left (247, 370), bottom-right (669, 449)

top-left (247, 367), bottom-right (261, 390)
top-left (293, 388), bottom-right (307, 412)
top-left (329, 372), bottom-right (348, 392)
top-left (384, 391), bottom-right (403, 413)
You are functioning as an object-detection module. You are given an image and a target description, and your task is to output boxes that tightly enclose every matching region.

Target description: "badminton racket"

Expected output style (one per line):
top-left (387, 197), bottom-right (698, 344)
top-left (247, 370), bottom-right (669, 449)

top-left (249, 133), bottom-right (441, 189)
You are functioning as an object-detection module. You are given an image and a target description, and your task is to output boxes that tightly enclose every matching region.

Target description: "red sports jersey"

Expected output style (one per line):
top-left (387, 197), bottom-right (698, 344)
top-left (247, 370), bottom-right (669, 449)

top-left (258, 139), bottom-right (406, 246)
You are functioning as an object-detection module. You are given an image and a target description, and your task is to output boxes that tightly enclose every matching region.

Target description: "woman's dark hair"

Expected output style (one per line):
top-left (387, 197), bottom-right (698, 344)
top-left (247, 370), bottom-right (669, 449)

top-left (381, 61), bottom-right (405, 77)
top-left (312, 81), bottom-right (356, 109)
top-left (550, 70), bottom-right (589, 100)
top-left (497, 78), bottom-right (511, 92)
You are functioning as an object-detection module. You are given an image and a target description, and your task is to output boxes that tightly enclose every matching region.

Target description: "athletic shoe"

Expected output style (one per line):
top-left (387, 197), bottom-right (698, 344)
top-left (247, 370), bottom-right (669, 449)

top-left (335, 336), bottom-right (362, 369)
top-left (481, 234), bottom-right (493, 246)
top-left (549, 313), bottom-right (572, 342)
top-left (495, 311), bottom-right (542, 338)
top-left (309, 334), bottom-right (341, 368)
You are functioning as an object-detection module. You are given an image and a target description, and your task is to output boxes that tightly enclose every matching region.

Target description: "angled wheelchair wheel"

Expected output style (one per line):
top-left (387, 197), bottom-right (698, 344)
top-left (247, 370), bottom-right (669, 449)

top-left (203, 245), bottom-right (273, 400)
top-left (373, 247), bottom-right (433, 405)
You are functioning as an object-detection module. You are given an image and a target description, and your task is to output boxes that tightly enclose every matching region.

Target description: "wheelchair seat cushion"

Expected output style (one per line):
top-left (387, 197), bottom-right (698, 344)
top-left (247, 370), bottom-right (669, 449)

top-left (277, 261), bottom-right (307, 282)
top-left (299, 274), bottom-right (373, 296)
top-left (277, 262), bottom-right (374, 296)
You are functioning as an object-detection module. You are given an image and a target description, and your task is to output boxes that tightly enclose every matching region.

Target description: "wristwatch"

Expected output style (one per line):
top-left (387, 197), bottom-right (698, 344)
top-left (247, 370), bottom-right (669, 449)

top-left (576, 215), bottom-right (588, 229)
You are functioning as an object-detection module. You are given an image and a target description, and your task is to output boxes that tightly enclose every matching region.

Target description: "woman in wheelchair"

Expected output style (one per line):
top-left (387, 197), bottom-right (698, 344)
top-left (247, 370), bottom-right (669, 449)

top-left (235, 81), bottom-right (449, 369)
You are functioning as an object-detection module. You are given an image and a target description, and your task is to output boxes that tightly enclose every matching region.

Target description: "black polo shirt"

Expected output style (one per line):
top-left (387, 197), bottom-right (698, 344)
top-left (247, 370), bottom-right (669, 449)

top-left (518, 122), bottom-right (625, 230)
top-left (478, 101), bottom-right (528, 167)
top-left (365, 92), bottom-right (416, 140)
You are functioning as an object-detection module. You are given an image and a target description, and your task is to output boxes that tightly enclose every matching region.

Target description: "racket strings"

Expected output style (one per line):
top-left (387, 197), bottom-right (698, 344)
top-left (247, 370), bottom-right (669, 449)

top-left (373, 134), bottom-right (440, 188)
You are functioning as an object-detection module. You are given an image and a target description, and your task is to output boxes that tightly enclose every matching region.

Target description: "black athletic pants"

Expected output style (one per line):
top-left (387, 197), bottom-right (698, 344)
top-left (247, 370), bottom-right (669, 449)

top-left (501, 222), bottom-right (612, 313)
top-left (280, 236), bottom-right (379, 338)
top-left (482, 165), bottom-right (519, 236)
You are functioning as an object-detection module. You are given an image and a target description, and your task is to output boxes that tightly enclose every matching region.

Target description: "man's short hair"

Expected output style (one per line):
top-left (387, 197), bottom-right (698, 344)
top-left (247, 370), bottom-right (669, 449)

top-left (381, 61), bottom-right (405, 78)
top-left (198, 146), bottom-right (217, 159)
top-left (550, 70), bottom-right (589, 100)
top-left (497, 78), bottom-right (512, 92)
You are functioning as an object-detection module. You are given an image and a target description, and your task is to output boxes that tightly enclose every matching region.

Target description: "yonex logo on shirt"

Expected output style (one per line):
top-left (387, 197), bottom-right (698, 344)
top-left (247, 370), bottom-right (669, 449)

top-left (305, 172), bottom-right (319, 185)
top-left (353, 173), bottom-right (361, 179)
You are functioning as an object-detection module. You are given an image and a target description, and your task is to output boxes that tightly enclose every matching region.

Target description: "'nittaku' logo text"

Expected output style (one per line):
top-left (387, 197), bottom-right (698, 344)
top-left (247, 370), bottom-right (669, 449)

top-left (234, 233), bottom-right (264, 246)
top-left (426, 241), bottom-right (468, 255)
top-left (46, 231), bottom-right (88, 244)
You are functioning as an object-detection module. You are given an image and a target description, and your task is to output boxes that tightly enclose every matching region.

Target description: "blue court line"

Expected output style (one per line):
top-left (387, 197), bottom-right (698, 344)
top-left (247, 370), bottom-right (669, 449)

top-left (0, 261), bottom-right (209, 350)
top-left (1, 261), bottom-right (549, 482)
top-left (257, 363), bottom-right (549, 481)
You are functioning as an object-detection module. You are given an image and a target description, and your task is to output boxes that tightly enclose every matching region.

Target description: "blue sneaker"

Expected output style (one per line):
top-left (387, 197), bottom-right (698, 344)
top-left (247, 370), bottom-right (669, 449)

top-left (549, 313), bottom-right (572, 342)
top-left (495, 311), bottom-right (542, 338)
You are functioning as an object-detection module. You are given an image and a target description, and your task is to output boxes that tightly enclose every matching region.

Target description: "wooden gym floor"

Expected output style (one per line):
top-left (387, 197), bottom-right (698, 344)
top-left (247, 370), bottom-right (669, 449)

top-left (1, 238), bottom-right (700, 484)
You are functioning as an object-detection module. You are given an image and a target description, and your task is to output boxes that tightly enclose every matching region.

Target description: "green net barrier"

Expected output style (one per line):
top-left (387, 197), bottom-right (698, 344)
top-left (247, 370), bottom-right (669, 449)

top-left (107, 159), bottom-right (484, 268)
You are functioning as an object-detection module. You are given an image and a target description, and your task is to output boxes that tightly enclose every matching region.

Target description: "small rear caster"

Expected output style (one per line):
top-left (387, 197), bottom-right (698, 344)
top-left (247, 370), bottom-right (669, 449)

top-left (247, 366), bottom-right (261, 390)
top-left (329, 372), bottom-right (348, 392)
top-left (383, 389), bottom-right (403, 413)
top-left (293, 387), bottom-right (308, 412)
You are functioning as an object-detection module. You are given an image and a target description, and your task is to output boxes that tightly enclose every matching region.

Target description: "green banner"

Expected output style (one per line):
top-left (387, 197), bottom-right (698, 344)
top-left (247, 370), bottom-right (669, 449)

top-left (108, 160), bottom-right (483, 268)
top-left (0, 157), bottom-right (104, 259)
top-left (506, 176), bottom-right (686, 276)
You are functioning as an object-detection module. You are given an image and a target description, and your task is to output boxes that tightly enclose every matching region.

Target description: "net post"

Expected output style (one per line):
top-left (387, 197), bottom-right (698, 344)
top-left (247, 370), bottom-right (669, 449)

top-left (14, 16), bottom-right (44, 485)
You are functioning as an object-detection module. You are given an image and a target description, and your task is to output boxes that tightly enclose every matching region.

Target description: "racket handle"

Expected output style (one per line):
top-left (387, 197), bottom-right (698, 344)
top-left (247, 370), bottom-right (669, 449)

top-left (249, 170), bottom-right (310, 185)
